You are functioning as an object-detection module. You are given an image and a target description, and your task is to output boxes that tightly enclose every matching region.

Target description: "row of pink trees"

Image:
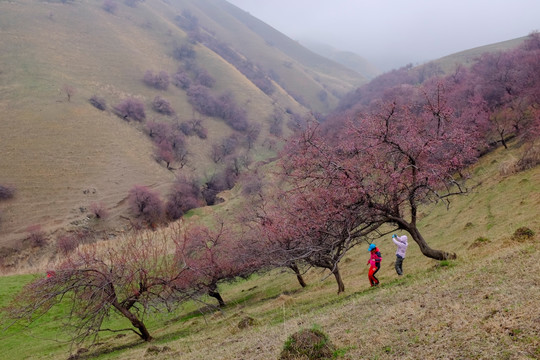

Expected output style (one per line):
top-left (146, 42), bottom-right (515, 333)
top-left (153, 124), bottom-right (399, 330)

top-left (243, 33), bottom-right (540, 294)
top-left (243, 154), bottom-right (384, 293)
top-left (4, 219), bottom-right (261, 344)
top-left (336, 32), bottom-right (540, 151)
top-left (469, 33), bottom-right (540, 147)
top-left (244, 83), bottom-right (480, 293)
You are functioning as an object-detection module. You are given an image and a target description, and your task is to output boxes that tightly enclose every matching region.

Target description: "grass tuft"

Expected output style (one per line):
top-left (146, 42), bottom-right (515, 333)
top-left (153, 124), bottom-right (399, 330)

top-left (432, 259), bottom-right (456, 269)
top-left (469, 236), bottom-right (491, 249)
top-left (511, 227), bottom-right (535, 242)
top-left (280, 326), bottom-right (336, 360)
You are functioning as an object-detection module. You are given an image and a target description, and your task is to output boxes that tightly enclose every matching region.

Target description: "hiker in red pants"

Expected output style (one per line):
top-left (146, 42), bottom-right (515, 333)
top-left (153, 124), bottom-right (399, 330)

top-left (367, 243), bottom-right (382, 286)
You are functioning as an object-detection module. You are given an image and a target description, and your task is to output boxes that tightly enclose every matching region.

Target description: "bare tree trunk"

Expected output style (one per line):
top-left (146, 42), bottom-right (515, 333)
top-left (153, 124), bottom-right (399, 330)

top-left (112, 302), bottom-right (152, 341)
top-left (208, 283), bottom-right (226, 307)
top-left (332, 265), bottom-right (345, 294)
top-left (500, 134), bottom-right (508, 149)
top-left (208, 290), bottom-right (226, 307)
top-left (407, 226), bottom-right (456, 260)
top-left (289, 262), bottom-right (307, 288)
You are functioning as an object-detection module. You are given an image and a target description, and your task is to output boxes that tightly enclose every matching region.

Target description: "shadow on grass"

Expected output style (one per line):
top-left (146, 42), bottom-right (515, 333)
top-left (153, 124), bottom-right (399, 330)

top-left (72, 324), bottom-right (196, 359)
top-left (167, 304), bottom-right (219, 324)
top-left (75, 272), bottom-right (428, 358)
top-left (260, 286), bottom-right (304, 302)
top-left (72, 338), bottom-right (145, 360)
top-left (313, 273), bottom-right (416, 311)
top-left (150, 325), bottom-right (197, 344)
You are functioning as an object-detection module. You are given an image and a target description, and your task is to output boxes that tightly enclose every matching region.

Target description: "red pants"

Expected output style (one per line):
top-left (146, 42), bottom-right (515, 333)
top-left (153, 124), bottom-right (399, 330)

top-left (368, 266), bottom-right (379, 286)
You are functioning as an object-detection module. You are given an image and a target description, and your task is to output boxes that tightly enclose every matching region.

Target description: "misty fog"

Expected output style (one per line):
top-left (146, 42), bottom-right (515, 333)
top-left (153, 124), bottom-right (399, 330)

top-left (227, 0), bottom-right (540, 71)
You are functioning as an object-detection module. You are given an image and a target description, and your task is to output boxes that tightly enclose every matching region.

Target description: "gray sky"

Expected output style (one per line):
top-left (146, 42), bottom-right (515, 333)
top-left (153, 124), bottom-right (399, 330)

top-left (226, 0), bottom-right (540, 71)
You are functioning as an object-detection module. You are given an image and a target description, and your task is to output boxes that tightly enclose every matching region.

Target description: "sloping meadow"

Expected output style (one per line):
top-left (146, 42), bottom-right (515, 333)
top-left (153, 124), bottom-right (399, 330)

top-left (0, 139), bottom-right (538, 359)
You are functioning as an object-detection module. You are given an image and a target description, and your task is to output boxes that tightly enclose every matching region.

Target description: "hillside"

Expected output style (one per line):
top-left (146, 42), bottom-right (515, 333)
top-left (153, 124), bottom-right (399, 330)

top-left (0, 0), bottom-right (366, 253)
top-left (193, 0), bottom-right (367, 106)
top-left (421, 36), bottom-right (527, 74)
top-left (0, 141), bottom-right (538, 359)
top-left (334, 34), bottom-right (530, 114)
top-left (1, 3), bottom-right (538, 354)
top-left (299, 39), bottom-right (382, 80)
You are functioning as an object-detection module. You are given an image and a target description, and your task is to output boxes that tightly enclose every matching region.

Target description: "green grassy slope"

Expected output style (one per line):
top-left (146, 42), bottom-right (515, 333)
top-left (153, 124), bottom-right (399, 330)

top-left (0, 141), bottom-right (538, 359)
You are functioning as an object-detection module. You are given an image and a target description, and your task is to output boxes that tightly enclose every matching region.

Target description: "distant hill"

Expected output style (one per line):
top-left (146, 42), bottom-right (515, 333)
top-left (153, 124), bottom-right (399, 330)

top-left (422, 36), bottom-right (528, 74)
top-left (299, 40), bottom-right (381, 80)
top-left (333, 35), bottom-right (529, 114)
top-left (204, 0), bottom-right (368, 106)
top-left (0, 0), bottom-right (367, 250)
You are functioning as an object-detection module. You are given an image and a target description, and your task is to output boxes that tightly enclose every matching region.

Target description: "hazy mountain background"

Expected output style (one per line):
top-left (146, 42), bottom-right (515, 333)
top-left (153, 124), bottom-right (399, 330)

top-left (226, 0), bottom-right (540, 71)
top-left (297, 39), bottom-right (381, 80)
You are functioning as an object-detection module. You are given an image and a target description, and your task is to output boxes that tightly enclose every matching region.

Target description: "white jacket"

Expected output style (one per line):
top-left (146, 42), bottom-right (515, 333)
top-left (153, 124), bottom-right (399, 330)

top-left (392, 235), bottom-right (408, 258)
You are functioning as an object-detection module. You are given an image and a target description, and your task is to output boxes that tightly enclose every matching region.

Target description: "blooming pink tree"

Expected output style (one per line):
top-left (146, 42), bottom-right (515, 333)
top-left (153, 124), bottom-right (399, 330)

top-left (62, 84), bottom-right (76, 102)
top-left (281, 83), bottom-right (481, 261)
top-left (469, 33), bottom-right (540, 148)
top-left (155, 140), bottom-right (174, 169)
top-left (0, 184), bottom-right (15, 200)
top-left (89, 95), bottom-right (107, 110)
top-left (248, 132), bottom-right (383, 293)
top-left (240, 197), bottom-right (327, 290)
top-left (177, 220), bottom-right (260, 307)
top-left (4, 232), bottom-right (198, 344)
top-left (143, 70), bottom-right (169, 90)
top-left (89, 201), bottom-right (109, 220)
top-left (128, 185), bottom-right (164, 226)
top-left (114, 98), bottom-right (146, 122)
top-left (102, 0), bottom-right (117, 14)
top-left (145, 121), bottom-right (171, 144)
top-left (165, 176), bottom-right (203, 221)
top-left (152, 96), bottom-right (175, 116)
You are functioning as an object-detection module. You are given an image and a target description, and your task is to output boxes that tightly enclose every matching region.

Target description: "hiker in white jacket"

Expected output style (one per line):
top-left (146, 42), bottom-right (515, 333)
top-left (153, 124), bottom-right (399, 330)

top-left (392, 234), bottom-right (408, 275)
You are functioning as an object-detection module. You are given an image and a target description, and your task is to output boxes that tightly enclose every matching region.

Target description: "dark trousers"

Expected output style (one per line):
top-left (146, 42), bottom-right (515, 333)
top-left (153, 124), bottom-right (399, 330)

top-left (373, 263), bottom-right (380, 278)
top-left (395, 255), bottom-right (404, 275)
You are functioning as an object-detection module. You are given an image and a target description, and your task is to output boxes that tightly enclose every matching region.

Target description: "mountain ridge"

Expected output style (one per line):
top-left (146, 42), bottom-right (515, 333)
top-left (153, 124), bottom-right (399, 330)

top-left (0, 0), bottom-right (367, 250)
top-left (298, 39), bottom-right (382, 80)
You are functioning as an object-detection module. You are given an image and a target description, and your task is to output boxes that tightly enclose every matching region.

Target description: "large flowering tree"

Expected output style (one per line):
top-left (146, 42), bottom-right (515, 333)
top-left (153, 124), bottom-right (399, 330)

top-left (177, 219), bottom-right (261, 306)
top-left (4, 231), bottom-right (197, 344)
top-left (280, 82), bottom-right (481, 261)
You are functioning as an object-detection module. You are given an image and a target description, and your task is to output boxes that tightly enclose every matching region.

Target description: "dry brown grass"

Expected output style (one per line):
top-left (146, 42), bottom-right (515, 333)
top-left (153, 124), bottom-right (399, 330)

top-left (0, 144), bottom-right (538, 359)
top-left (0, 0), bottom-right (295, 257)
top-left (73, 239), bottom-right (536, 360)
top-left (59, 141), bottom-right (537, 360)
